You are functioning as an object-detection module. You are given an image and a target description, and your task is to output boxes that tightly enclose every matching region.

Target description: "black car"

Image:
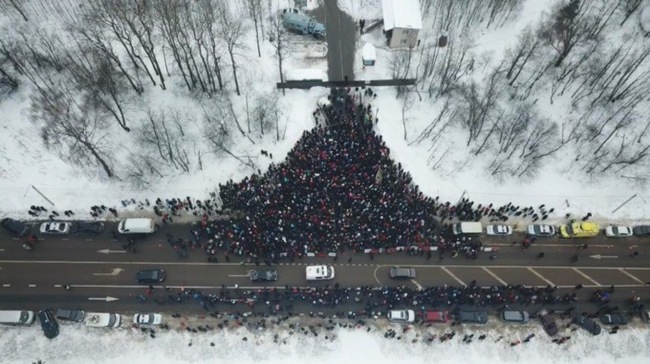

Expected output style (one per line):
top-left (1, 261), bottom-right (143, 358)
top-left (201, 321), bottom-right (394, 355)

top-left (573, 314), bottom-right (601, 335)
top-left (1, 218), bottom-right (29, 237)
top-left (633, 225), bottom-right (650, 237)
top-left (136, 269), bottom-right (166, 284)
top-left (455, 309), bottom-right (488, 324)
top-left (250, 270), bottom-right (278, 282)
top-left (72, 222), bottom-right (105, 234)
top-left (600, 313), bottom-right (628, 325)
top-left (539, 310), bottom-right (559, 336)
top-left (38, 309), bottom-right (59, 339)
top-left (56, 309), bottom-right (85, 323)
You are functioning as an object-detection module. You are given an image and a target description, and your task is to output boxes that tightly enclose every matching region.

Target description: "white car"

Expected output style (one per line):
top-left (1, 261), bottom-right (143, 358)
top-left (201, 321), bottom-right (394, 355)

top-left (527, 224), bottom-right (556, 237)
top-left (486, 225), bottom-right (513, 236)
top-left (605, 226), bottom-right (633, 237)
top-left (133, 313), bottom-right (162, 326)
top-left (388, 310), bottom-right (415, 323)
top-left (39, 222), bottom-right (72, 234)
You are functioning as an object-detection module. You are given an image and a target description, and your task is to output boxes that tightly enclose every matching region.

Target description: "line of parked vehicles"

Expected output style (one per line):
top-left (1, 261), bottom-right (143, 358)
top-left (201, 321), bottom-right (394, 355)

top-left (0, 309), bottom-right (162, 339)
top-left (452, 221), bottom-right (650, 238)
top-left (386, 307), bottom-right (650, 337)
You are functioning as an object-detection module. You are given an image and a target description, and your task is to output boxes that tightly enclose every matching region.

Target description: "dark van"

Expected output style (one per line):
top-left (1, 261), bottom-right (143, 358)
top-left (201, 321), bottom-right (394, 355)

top-left (38, 309), bottom-right (59, 339)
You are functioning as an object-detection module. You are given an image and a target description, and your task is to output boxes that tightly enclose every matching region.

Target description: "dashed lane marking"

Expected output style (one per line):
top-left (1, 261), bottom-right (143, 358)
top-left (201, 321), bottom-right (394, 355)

top-left (489, 243), bottom-right (615, 248)
top-left (482, 267), bottom-right (507, 286)
top-left (2, 284), bottom-right (10, 287)
top-left (527, 268), bottom-right (554, 286)
top-left (441, 267), bottom-right (466, 286)
top-left (28, 284), bottom-right (36, 288)
top-left (572, 268), bottom-right (601, 286)
top-left (618, 268), bottom-right (645, 284)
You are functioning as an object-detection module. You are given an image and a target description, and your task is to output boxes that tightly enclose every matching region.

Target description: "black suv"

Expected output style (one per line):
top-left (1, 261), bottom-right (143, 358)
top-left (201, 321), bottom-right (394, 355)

top-left (539, 309), bottom-right (559, 336)
top-left (573, 314), bottom-right (601, 335)
top-left (633, 225), bottom-right (650, 237)
top-left (136, 269), bottom-right (166, 284)
top-left (38, 309), bottom-right (59, 339)
top-left (56, 308), bottom-right (85, 322)
top-left (1, 218), bottom-right (29, 237)
top-left (250, 270), bottom-right (278, 282)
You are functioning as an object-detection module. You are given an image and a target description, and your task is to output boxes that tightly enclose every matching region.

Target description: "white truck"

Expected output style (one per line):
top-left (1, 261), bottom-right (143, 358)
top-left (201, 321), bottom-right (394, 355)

top-left (85, 312), bottom-right (121, 328)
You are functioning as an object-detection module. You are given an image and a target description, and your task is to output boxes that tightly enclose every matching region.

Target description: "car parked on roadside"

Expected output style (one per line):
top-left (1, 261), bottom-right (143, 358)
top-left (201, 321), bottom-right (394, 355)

top-left (37, 309), bottom-right (59, 339)
top-left (600, 313), bottom-right (628, 325)
top-left (605, 225), bottom-right (633, 237)
top-left (389, 267), bottom-right (416, 279)
top-left (250, 269), bottom-right (278, 282)
top-left (501, 310), bottom-right (529, 323)
top-left (1, 218), bottom-right (29, 237)
top-left (633, 225), bottom-right (650, 237)
top-left (527, 224), bottom-right (556, 237)
top-left (55, 309), bottom-right (85, 323)
top-left (538, 309), bottom-right (558, 336)
top-left (72, 222), bottom-right (105, 235)
top-left (388, 310), bottom-right (415, 323)
top-left (136, 269), bottom-right (166, 284)
top-left (456, 309), bottom-right (488, 324)
top-left (486, 225), bottom-right (513, 236)
top-left (641, 310), bottom-right (650, 323)
top-left (39, 222), bottom-right (72, 234)
top-left (559, 222), bottom-right (600, 238)
top-left (133, 313), bottom-right (162, 326)
top-left (422, 310), bottom-right (450, 323)
top-left (573, 314), bottom-right (601, 335)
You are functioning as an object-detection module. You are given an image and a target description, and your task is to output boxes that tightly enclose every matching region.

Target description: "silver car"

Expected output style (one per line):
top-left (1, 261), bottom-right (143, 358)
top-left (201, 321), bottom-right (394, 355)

top-left (486, 225), bottom-right (513, 236)
top-left (501, 310), bottom-right (529, 323)
top-left (527, 224), bottom-right (556, 237)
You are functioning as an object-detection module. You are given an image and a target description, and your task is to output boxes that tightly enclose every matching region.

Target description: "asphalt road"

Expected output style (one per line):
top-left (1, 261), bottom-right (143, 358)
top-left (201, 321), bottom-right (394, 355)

top-left (312, 0), bottom-right (356, 81)
top-left (1, 220), bottom-right (649, 315)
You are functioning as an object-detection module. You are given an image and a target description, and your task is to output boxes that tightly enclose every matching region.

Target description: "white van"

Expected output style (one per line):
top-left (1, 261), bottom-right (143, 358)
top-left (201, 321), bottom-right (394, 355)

top-left (0, 310), bottom-right (35, 325)
top-left (305, 265), bottom-right (335, 281)
top-left (117, 218), bottom-right (156, 234)
top-left (85, 312), bottom-right (121, 328)
top-left (452, 222), bottom-right (483, 235)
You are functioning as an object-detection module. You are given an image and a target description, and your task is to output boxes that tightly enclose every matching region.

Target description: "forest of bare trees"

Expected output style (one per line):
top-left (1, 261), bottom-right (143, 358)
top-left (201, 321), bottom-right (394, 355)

top-left (0, 0), bottom-right (290, 184)
top-left (395, 0), bottom-right (650, 182)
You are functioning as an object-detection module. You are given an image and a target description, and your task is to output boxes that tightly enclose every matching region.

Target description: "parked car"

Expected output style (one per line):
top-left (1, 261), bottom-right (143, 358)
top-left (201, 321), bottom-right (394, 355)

top-left (55, 309), bottom-right (85, 323)
top-left (538, 309), bottom-right (558, 336)
top-left (39, 222), bottom-right (72, 234)
top-left (632, 225), bottom-right (650, 237)
top-left (388, 310), bottom-right (415, 323)
top-left (1, 218), bottom-right (29, 237)
top-left (641, 310), bottom-right (650, 323)
top-left (37, 309), bottom-right (59, 339)
top-left (389, 267), bottom-right (416, 279)
top-left (136, 269), bottom-right (166, 284)
top-left (72, 222), bottom-right (105, 234)
top-left (486, 225), bottom-right (513, 236)
top-left (527, 224), bottom-right (556, 237)
top-left (573, 314), bottom-right (601, 335)
top-left (501, 310), bottom-right (529, 323)
top-left (559, 222), bottom-right (599, 238)
top-left (250, 270), bottom-right (278, 282)
top-left (604, 225), bottom-right (633, 237)
top-left (456, 309), bottom-right (488, 324)
top-left (133, 313), bottom-right (162, 326)
top-left (600, 313), bottom-right (628, 325)
top-left (422, 310), bottom-right (450, 323)
top-left (85, 312), bottom-right (121, 328)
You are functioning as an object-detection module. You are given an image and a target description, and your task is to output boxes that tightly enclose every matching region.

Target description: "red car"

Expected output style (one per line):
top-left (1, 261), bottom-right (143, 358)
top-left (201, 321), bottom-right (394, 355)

top-left (423, 310), bottom-right (450, 323)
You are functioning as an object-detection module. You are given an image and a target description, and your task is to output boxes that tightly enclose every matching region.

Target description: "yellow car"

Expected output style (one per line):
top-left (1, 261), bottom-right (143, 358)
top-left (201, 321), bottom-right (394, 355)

top-left (559, 222), bottom-right (600, 238)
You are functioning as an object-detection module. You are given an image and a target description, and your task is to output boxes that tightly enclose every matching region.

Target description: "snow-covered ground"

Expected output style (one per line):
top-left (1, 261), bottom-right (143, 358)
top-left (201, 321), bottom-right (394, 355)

top-left (1, 317), bottom-right (649, 364)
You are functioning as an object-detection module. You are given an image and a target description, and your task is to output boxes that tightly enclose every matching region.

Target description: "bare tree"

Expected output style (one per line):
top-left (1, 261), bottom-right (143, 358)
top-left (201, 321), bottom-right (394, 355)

top-left (268, 10), bottom-right (290, 94)
top-left (1, 0), bottom-right (29, 22)
top-left (217, 1), bottom-right (249, 96)
top-left (539, 0), bottom-right (596, 67)
top-left (248, 0), bottom-right (263, 58)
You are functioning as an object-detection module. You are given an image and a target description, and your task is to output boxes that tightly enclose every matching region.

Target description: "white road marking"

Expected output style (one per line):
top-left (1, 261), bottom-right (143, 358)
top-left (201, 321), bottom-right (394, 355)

top-left (410, 279), bottom-right (423, 291)
top-left (228, 274), bottom-right (251, 278)
top-left (2, 284), bottom-right (10, 287)
top-left (28, 284), bottom-right (36, 288)
top-left (527, 268), bottom-right (554, 286)
top-left (482, 267), bottom-right (507, 285)
top-left (489, 243), bottom-right (615, 248)
top-left (572, 268), bottom-right (601, 286)
top-left (93, 268), bottom-right (125, 276)
top-left (0, 248), bottom-right (5, 252)
top-left (618, 268), bottom-right (645, 284)
top-left (88, 296), bottom-right (119, 302)
top-left (441, 267), bottom-right (466, 286)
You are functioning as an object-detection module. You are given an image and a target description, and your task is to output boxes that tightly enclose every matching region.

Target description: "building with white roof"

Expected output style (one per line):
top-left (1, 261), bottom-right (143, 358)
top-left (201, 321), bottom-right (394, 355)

top-left (382, 0), bottom-right (422, 49)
